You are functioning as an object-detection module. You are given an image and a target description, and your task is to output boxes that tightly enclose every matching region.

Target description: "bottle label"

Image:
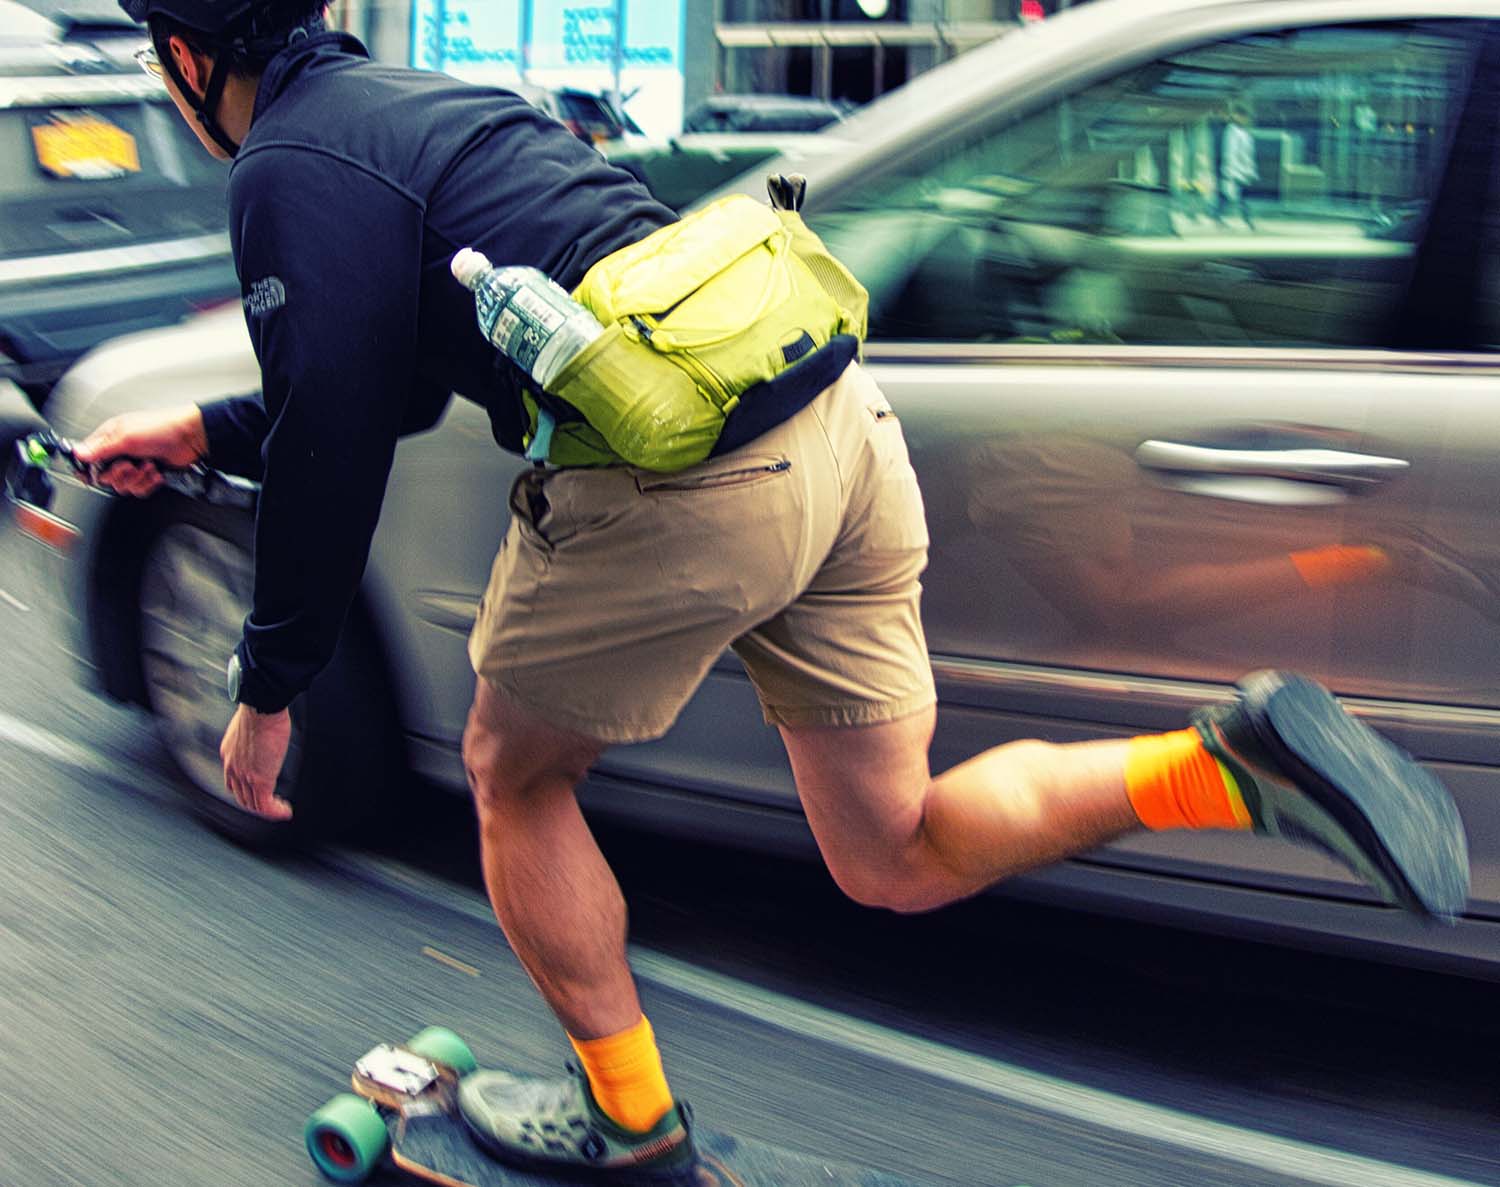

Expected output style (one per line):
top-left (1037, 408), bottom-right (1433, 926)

top-left (473, 280), bottom-right (510, 345)
top-left (501, 285), bottom-right (569, 376)
top-left (474, 267), bottom-right (602, 388)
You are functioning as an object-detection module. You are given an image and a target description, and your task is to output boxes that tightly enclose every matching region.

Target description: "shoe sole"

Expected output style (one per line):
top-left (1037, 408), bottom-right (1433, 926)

top-left (463, 1118), bottom-right (724, 1187)
top-left (1235, 671), bottom-right (1469, 921)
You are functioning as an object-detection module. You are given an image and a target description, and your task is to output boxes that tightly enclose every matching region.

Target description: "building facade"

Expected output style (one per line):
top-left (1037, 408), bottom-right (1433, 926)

top-left (325, 0), bottom-right (1080, 134)
top-left (715, 1), bottom-right (1076, 105)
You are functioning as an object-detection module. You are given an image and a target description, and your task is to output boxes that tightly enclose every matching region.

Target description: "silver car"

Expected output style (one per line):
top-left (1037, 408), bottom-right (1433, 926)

top-left (15, 0), bottom-right (1500, 976)
top-left (0, 0), bottom-right (237, 400)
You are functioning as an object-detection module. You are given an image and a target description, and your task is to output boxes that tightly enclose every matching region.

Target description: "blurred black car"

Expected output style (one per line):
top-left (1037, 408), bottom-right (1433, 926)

top-left (683, 93), bottom-right (848, 133)
top-left (0, 0), bottom-right (237, 413)
top-left (603, 131), bottom-right (839, 211)
top-left (511, 82), bottom-right (644, 147)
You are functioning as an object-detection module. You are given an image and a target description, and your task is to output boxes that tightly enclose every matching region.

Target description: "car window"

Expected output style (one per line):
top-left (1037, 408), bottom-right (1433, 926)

top-left (810, 21), bottom-right (1481, 349)
top-left (1, 94), bottom-right (228, 259)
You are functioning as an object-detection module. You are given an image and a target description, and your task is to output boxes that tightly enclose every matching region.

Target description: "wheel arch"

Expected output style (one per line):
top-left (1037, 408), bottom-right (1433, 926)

top-left (84, 493), bottom-right (155, 706)
top-left (84, 492), bottom-right (413, 782)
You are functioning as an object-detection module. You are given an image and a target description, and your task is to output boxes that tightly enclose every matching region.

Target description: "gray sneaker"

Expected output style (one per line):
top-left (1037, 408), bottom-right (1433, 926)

top-left (457, 1064), bottom-right (701, 1183)
top-left (1192, 671), bottom-right (1470, 921)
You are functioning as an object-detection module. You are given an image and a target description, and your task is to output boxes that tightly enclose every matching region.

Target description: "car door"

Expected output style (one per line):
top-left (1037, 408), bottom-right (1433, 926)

top-left (793, 10), bottom-right (1500, 915)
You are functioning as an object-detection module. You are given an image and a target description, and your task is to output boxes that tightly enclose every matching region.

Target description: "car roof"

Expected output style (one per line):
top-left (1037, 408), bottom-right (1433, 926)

top-left (6, 0), bottom-right (135, 24)
top-left (0, 0), bottom-right (147, 77)
top-left (0, 0), bottom-right (64, 39)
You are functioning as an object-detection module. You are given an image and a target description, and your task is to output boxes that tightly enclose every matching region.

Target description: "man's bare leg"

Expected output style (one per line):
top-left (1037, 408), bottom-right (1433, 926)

top-left (780, 706), bottom-right (1138, 913)
top-left (461, 675), bottom-right (639, 1039)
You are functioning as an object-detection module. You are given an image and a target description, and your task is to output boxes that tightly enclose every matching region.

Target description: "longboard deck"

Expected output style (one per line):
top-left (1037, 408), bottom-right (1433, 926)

top-left (390, 1107), bottom-right (928, 1187)
top-left (342, 1040), bottom-right (928, 1187)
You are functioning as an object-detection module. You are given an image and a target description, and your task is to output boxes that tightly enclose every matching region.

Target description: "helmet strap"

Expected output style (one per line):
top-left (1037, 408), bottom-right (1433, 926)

top-left (160, 39), bottom-right (241, 157)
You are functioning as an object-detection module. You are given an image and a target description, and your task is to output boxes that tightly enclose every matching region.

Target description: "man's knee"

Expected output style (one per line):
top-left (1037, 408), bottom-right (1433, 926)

top-left (820, 848), bottom-right (948, 915)
top-left (461, 679), bottom-right (601, 812)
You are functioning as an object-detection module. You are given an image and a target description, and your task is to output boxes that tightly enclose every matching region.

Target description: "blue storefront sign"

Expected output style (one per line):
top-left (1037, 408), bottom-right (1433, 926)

top-left (411, 1), bottom-right (684, 134)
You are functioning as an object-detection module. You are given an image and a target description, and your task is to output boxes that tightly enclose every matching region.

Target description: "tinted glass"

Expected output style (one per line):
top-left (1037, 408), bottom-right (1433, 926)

top-left (811, 22), bottom-right (1480, 349)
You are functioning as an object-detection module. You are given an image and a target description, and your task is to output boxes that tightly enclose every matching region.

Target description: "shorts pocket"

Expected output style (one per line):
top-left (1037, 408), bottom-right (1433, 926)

top-left (634, 456), bottom-right (791, 496)
top-left (508, 470), bottom-right (555, 550)
top-left (860, 409), bottom-right (929, 554)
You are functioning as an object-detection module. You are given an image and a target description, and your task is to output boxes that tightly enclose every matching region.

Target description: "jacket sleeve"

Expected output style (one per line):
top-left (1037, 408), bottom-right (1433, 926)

top-left (226, 147), bottom-right (424, 713)
top-left (199, 394), bottom-right (270, 479)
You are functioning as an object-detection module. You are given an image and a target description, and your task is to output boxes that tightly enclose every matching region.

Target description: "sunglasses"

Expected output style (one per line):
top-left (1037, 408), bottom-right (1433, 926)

top-left (134, 45), bottom-right (165, 81)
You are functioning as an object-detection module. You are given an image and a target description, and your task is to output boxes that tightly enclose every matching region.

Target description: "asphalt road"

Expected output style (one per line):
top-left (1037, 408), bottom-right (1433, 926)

top-left (1, 513), bottom-right (1497, 1187)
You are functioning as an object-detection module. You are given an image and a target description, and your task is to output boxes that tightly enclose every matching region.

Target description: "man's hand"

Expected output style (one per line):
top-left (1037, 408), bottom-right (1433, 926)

top-left (220, 704), bottom-right (294, 821)
top-left (74, 404), bottom-right (209, 497)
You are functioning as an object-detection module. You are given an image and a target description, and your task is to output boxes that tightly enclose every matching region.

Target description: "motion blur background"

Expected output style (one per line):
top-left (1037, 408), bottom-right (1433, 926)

top-left (326, 0), bottom-right (1074, 137)
top-left (5, 2), bottom-right (1500, 1183)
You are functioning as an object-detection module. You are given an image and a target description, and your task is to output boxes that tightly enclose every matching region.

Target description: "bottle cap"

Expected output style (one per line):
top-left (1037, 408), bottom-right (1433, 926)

top-left (450, 247), bottom-right (493, 290)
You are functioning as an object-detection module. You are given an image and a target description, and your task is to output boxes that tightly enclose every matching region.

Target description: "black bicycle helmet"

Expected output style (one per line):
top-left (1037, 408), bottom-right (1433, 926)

top-left (119, 0), bottom-right (261, 30)
top-left (118, 0), bottom-right (322, 155)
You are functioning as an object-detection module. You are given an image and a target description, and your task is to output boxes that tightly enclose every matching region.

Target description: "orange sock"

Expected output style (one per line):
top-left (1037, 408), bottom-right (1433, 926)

top-left (1289, 544), bottom-right (1390, 589)
top-left (568, 1015), bottom-right (673, 1133)
top-left (1124, 728), bottom-right (1252, 831)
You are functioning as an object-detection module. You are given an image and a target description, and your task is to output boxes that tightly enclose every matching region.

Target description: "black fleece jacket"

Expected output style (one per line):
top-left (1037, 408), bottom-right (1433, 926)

top-left (203, 32), bottom-right (851, 713)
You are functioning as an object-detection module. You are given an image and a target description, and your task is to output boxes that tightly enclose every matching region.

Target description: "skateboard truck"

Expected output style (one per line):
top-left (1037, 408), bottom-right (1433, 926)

top-left (354, 1044), bottom-right (441, 1098)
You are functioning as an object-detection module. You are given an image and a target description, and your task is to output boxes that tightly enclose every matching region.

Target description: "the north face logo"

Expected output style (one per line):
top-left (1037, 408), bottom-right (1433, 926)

top-left (244, 276), bottom-right (287, 318)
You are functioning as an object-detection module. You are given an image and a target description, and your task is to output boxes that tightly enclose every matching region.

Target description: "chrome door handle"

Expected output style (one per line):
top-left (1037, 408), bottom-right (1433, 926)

top-left (1134, 440), bottom-right (1410, 488)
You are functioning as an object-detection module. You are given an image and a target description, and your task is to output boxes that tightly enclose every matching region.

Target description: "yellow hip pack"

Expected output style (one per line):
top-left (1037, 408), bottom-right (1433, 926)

top-left (527, 182), bottom-right (868, 471)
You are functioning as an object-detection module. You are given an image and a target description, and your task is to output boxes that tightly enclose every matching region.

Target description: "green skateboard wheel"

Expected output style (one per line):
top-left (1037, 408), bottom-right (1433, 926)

top-left (404, 1025), bottom-right (477, 1075)
top-left (305, 1093), bottom-right (387, 1183)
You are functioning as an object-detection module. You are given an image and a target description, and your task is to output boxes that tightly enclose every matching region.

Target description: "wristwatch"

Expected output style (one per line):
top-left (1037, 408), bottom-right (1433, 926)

top-left (226, 652), bottom-right (243, 703)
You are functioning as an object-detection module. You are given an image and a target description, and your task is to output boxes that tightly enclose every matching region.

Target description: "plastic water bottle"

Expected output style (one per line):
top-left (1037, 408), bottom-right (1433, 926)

top-left (450, 248), bottom-right (603, 389)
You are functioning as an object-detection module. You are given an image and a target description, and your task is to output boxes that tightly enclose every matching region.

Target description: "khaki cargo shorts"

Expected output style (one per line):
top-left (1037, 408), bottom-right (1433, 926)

top-left (467, 363), bottom-right (935, 744)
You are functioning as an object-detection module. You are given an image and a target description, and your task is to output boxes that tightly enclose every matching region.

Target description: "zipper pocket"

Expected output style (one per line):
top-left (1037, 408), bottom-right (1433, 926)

top-left (630, 316), bottom-right (734, 409)
top-left (636, 458), bottom-right (790, 494)
top-left (671, 349), bottom-right (734, 409)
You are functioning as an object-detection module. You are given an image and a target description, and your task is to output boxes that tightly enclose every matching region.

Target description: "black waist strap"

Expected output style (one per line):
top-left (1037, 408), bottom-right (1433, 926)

top-left (710, 334), bottom-right (860, 457)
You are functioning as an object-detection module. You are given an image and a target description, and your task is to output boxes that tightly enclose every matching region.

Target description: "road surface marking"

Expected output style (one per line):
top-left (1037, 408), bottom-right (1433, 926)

top-left (422, 945), bottom-right (480, 977)
top-left (0, 708), bottom-right (118, 776)
top-left (0, 588), bottom-right (29, 611)
top-left (2, 716), bottom-right (1484, 1187)
top-left (324, 850), bottom-right (1488, 1187)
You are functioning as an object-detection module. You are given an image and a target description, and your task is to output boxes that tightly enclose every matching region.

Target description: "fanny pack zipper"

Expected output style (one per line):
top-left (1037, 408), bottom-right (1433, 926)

top-left (630, 315), bottom-right (734, 410)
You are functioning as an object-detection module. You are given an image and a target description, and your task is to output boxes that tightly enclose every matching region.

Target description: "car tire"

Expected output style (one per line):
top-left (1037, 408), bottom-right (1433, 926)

top-left (135, 496), bottom-right (405, 846)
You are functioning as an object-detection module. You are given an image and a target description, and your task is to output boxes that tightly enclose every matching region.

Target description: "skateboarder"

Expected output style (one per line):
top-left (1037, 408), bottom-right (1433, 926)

top-left (83, 0), bottom-right (1470, 1179)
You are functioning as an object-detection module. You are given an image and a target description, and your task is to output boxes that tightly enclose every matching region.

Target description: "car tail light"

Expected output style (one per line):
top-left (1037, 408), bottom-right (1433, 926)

top-left (13, 500), bottom-right (78, 553)
top-left (187, 295), bottom-right (241, 315)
